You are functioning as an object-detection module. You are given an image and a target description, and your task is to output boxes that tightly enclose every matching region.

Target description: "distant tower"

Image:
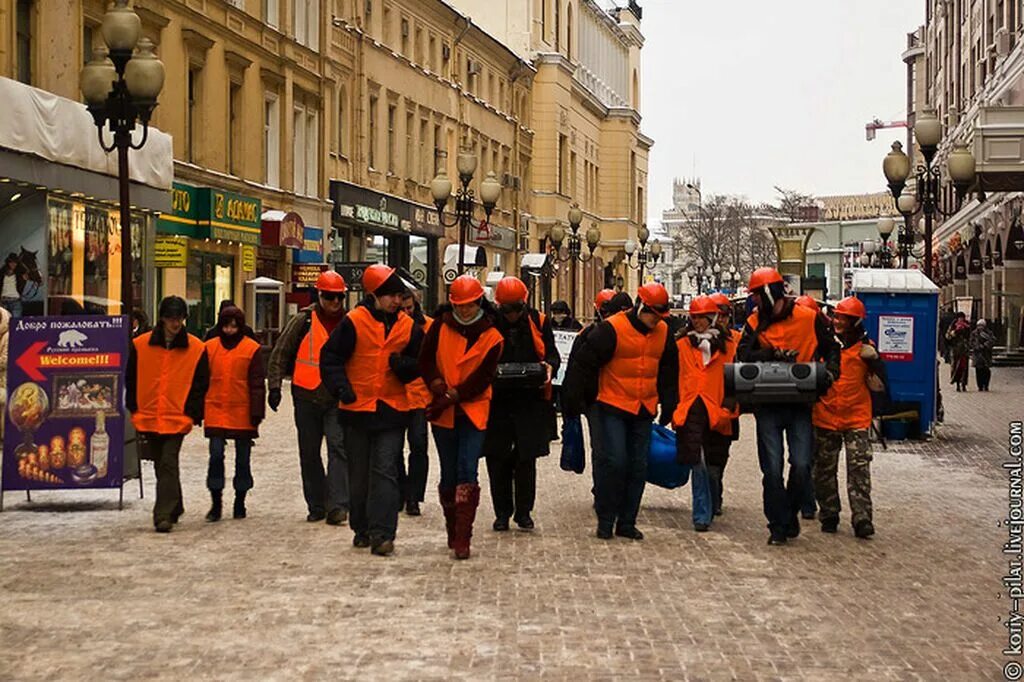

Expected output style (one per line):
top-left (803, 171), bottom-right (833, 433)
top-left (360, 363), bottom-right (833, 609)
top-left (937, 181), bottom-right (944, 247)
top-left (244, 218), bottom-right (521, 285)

top-left (673, 178), bottom-right (701, 212)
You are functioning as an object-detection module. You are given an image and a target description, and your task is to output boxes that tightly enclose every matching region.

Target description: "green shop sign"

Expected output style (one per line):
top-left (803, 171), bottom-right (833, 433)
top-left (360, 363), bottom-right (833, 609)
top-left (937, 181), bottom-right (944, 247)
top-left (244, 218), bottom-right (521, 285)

top-left (158, 182), bottom-right (262, 245)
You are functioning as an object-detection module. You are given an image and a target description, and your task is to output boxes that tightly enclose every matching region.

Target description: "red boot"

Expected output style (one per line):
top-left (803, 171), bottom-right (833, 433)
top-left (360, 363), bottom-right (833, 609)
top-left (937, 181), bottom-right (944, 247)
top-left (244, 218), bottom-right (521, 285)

top-left (438, 486), bottom-right (456, 549)
top-left (452, 483), bottom-right (480, 560)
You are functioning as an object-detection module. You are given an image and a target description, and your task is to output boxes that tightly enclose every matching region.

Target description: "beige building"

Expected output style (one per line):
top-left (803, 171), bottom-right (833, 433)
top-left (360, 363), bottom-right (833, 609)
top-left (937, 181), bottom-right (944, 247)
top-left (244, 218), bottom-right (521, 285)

top-left (447, 0), bottom-right (652, 316)
top-left (903, 0), bottom-right (1024, 353)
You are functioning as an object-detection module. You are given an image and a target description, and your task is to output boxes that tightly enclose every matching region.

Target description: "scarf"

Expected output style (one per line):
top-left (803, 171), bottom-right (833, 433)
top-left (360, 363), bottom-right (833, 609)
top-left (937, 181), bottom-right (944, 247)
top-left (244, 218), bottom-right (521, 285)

top-left (453, 308), bottom-right (485, 326)
top-left (687, 327), bottom-right (722, 366)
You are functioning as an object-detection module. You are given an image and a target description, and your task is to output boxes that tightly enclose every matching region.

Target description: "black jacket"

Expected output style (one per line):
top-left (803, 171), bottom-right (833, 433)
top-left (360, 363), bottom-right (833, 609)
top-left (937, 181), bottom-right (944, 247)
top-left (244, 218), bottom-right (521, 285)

top-left (492, 308), bottom-right (560, 403)
top-left (126, 324), bottom-right (210, 428)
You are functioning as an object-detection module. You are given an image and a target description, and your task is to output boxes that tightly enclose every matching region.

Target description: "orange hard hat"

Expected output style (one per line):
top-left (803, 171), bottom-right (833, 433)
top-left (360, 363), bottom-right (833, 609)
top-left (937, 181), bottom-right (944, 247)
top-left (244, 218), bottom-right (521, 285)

top-left (689, 296), bottom-right (719, 317)
top-left (748, 267), bottom-right (784, 291)
top-left (795, 295), bottom-right (819, 311)
top-left (594, 288), bottom-right (616, 310)
top-left (316, 270), bottom-right (347, 293)
top-left (448, 274), bottom-right (485, 305)
top-left (494, 276), bottom-right (529, 305)
top-left (637, 282), bottom-right (670, 316)
top-left (834, 295), bottom-right (867, 319)
top-left (709, 292), bottom-right (731, 309)
top-left (362, 263), bottom-right (396, 294)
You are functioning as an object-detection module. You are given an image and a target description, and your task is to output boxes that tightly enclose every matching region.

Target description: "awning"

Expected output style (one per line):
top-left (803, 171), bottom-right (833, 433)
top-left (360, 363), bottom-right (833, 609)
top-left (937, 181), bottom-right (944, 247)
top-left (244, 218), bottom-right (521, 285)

top-left (520, 252), bottom-right (550, 270)
top-left (444, 243), bottom-right (487, 267)
top-left (261, 210), bottom-right (305, 248)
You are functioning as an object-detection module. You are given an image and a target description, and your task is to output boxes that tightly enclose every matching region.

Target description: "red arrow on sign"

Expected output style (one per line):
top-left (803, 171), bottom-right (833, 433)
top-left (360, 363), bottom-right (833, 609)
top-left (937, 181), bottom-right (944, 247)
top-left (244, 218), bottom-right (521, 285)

top-left (15, 341), bottom-right (47, 382)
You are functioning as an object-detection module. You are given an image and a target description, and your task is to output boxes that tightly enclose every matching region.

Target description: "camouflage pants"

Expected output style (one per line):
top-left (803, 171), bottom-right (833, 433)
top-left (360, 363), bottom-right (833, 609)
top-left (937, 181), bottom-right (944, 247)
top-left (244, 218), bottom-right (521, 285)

top-left (812, 427), bottom-right (873, 525)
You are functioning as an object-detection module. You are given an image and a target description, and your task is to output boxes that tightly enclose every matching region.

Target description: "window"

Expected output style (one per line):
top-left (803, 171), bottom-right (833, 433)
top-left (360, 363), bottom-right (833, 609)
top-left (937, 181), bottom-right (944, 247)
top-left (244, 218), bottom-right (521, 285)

top-left (16, 0), bottom-right (32, 84)
top-left (415, 26), bottom-right (423, 64)
top-left (428, 34), bottom-right (437, 71)
top-left (293, 0), bottom-right (319, 49)
top-left (420, 119), bottom-right (429, 182)
top-left (566, 3), bottom-right (573, 58)
top-left (187, 69), bottom-right (199, 163)
top-left (264, 95), bottom-right (280, 186)
top-left (405, 110), bottom-right (414, 179)
top-left (387, 104), bottom-right (397, 174)
top-left (337, 87), bottom-right (347, 156)
top-left (263, 0), bottom-right (279, 28)
top-left (368, 94), bottom-right (379, 170)
top-left (541, 0), bottom-right (547, 42)
top-left (400, 17), bottom-right (409, 56)
top-left (433, 124), bottom-right (442, 173)
top-left (292, 104), bottom-right (318, 194)
top-left (229, 83), bottom-right (242, 176)
top-left (570, 151), bottom-right (577, 197)
top-left (83, 24), bottom-right (95, 66)
top-left (557, 134), bottom-right (568, 194)
top-left (383, 4), bottom-right (392, 45)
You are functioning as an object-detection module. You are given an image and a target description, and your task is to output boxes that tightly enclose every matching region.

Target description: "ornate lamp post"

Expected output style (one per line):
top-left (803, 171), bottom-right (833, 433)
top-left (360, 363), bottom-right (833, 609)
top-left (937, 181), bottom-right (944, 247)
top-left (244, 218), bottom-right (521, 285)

top-left (431, 148), bottom-right (502, 275)
top-left (623, 224), bottom-right (662, 284)
top-left (79, 0), bottom-right (165, 312)
top-left (882, 108), bottom-right (977, 279)
top-left (549, 203), bottom-right (600, 315)
top-left (876, 216), bottom-right (896, 268)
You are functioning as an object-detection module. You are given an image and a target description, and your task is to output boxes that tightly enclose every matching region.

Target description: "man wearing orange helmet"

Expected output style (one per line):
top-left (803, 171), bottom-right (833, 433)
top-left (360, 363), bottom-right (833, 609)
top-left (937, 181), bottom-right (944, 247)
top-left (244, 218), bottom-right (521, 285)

top-left (563, 282), bottom-right (677, 540)
top-left (319, 264), bottom-right (423, 556)
top-left (481, 276), bottom-right (559, 532)
top-left (737, 267), bottom-right (841, 545)
top-left (812, 296), bottom-right (884, 539)
top-left (267, 269), bottom-right (350, 525)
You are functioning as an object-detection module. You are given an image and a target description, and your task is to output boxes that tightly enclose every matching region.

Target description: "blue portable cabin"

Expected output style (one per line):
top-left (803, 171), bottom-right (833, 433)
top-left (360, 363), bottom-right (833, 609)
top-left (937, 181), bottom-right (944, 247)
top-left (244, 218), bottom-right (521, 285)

top-left (850, 269), bottom-right (940, 437)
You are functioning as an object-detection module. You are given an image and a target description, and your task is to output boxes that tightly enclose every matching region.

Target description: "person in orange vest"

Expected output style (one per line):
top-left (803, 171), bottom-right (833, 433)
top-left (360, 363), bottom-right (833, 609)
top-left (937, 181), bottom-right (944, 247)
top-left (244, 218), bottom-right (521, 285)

top-left (737, 267), bottom-right (841, 545)
top-left (706, 291), bottom-right (742, 517)
top-left (202, 305), bottom-right (265, 522)
top-left (664, 296), bottom-right (738, 531)
top-left (812, 296), bottom-right (885, 538)
top-left (792, 293), bottom-right (833, 521)
top-left (481, 276), bottom-right (559, 532)
top-left (398, 289), bottom-right (433, 516)
top-left (563, 282), bottom-right (677, 540)
top-left (126, 296), bottom-right (210, 533)
top-left (267, 270), bottom-right (349, 525)
top-left (320, 264), bottom-right (423, 557)
top-left (418, 275), bottom-right (504, 559)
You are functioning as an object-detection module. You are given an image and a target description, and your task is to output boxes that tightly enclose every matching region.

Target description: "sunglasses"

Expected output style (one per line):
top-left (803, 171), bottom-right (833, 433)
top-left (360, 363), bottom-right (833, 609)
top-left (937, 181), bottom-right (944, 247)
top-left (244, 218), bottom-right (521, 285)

top-left (319, 292), bottom-right (342, 301)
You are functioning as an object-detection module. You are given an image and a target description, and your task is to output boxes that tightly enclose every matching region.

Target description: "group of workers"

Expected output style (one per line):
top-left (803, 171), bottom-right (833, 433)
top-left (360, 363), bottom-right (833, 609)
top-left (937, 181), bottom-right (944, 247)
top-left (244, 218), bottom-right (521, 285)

top-left (125, 262), bottom-right (884, 556)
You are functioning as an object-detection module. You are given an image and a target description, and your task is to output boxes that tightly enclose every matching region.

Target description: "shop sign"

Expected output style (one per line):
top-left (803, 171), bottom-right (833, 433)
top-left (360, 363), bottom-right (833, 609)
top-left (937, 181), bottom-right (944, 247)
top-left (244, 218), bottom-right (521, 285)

top-left (154, 236), bottom-right (188, 268)
top-left (877, 314), bottom-right (914, 362)
top-left (412, 207), bottom-right (445, 238)
top-left (2, 315), bottom-right (129, 492)
top-left (292, 263), bottom-right (329, 285)
top-left (471, 224), bottom-right (516, 251)
top-left (158, 182), bottom-right (262, 245)
top-left (331, 181), bottom-right (435, 236)
top-left (241, 245), bottom-right (257, 272)
top-left (355, 197), bottom-right (402, 230)
top-left (295, 227), bottom-right (325, 264)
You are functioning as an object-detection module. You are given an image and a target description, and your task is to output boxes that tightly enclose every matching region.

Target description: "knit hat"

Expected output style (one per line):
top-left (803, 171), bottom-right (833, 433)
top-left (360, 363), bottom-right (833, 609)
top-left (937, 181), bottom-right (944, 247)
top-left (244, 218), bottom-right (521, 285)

top-left (158, 295), bottom-right (188, 320)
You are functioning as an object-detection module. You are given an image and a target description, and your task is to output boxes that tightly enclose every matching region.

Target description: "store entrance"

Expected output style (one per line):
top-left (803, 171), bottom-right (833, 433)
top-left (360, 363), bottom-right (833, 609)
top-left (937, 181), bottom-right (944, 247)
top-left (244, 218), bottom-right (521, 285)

top-left (188, 252), bottom-right (234, 336)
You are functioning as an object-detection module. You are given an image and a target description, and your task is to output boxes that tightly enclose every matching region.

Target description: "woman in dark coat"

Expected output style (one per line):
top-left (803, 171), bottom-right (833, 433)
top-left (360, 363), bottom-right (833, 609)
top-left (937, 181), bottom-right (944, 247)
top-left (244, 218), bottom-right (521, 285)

top-left (969, 319), bottom-right (996, 391)
top-left (945, 312), bottom-right (971, 392)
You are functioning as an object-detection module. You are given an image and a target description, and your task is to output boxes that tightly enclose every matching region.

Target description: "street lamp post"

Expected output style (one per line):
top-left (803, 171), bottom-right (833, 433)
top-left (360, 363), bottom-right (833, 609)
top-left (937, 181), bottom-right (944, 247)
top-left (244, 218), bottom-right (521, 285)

top-left (882, 108), bottom-right (977, 278)
top-left (548, 203), bottom-right (600, 315)
top-left (624, 224), bottom-right (662, 284)
top-left (79, 0), bottom-right (165, 313)
top-left (431, 148), bottom-right (502, 275)
top-left (877, 216), bottom-right (896, 268)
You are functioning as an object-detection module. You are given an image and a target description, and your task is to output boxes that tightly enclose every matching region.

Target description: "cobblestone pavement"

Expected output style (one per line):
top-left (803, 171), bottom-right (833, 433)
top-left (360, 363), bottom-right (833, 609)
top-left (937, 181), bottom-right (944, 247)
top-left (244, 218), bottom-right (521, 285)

top-left (0, 378), bottom-right (1019, 680)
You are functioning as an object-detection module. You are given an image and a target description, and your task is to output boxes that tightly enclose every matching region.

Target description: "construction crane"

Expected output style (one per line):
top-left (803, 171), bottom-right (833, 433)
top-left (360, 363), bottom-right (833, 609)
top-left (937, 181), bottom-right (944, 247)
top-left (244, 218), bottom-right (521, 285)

top-left (865, 118), bottom-right (908, 141)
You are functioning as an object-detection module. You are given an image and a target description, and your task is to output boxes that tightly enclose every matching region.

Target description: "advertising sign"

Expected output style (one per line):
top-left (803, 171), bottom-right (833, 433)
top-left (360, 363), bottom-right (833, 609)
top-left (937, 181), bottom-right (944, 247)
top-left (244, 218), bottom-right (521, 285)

top-left (292, 263), bottom-right (329, 285)
top-left (154, 236), bottom-right (189, 268)
top-left (552, 330), bottom-right (578, 386)
top-left (877, 314), bottom-right (914, 362)
top-left (2, 316), bottom-right (128, 491)
top-left (241, 245), bottom-right (257, 272)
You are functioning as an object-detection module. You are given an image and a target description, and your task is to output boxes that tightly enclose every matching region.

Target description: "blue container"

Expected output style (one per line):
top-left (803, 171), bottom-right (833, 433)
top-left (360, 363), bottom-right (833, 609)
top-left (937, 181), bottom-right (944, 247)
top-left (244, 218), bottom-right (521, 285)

top-left (647, 423), bottom-right (691, 489)
top-left (851, 269), bottom-right (939, 436)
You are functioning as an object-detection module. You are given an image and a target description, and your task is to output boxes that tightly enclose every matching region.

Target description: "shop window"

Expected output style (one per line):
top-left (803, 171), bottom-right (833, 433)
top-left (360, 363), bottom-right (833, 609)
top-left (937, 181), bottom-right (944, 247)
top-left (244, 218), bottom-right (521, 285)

top-left (264, 95), bottom-right (280, 186)
top-left (365, 233), bottom-right (391, 265)
top-left (16, 0), bottom-right (32, 85)
top-left (410, 235), bottom-right (429, 297)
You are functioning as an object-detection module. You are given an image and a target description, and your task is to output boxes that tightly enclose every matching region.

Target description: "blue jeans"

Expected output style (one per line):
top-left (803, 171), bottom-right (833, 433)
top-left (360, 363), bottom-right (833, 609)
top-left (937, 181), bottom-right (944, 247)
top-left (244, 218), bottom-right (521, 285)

top-left (754, 404), bottom-right (814, 534)
top-left (595, 405), bottom-right (651, 531)
top-left (207, 437), bottom-right (253, 492)
top-left (432, 415), bottom-right (485, 488)
top-left (690, 458), bottom-right (713, 526)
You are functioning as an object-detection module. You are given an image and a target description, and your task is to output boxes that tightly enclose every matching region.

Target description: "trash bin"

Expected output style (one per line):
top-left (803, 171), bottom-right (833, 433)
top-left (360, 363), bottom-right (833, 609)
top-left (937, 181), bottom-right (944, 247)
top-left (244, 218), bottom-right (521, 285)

top-left (851, 269), bottom-right (939, 437)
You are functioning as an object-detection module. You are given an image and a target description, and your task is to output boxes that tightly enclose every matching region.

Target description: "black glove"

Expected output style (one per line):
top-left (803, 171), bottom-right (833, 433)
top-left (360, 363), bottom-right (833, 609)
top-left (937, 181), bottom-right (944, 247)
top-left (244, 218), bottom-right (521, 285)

top-left (339, 385), bottom-right (357, 405)
top-left (268, 388), bottom-right (282, 412)
top-left (773, 348), bottom-right (798, 362)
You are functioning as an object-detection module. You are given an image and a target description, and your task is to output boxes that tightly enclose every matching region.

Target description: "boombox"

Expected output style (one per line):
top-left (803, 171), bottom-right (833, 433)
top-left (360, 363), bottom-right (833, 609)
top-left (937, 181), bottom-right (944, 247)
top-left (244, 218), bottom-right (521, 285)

top-left (495, 362), bottom-right (547, 389)
top-left (724, 362), bottom-right (827, 406)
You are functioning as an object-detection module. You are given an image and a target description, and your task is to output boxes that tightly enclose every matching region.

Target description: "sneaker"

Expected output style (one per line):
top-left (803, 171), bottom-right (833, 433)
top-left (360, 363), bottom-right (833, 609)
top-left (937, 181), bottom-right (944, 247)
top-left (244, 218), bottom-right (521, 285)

top-left (325, 509), bottom-right (348, 526)
top-left (596, 526), bottom-right (614, 540)
top-left (405, 501), bottom-right (421, 516)
top-left (154, 520), bottom-right (173, 533)
top-left (514, 515), bottom-right (535, 531)
top-left (352, 534), bottom-right (371, 548)
top-left (853, 519), bottom-right (875, 539)
top-left (820, 516), bottom-right (839, 533)
top-left (371, 540), bottom-right (395, 556)
top-left (767, 532), bottom-right (787, 545)
top-left (693, 523), bottom-right (710, 532)
top-left (492, 518), bottom-right (510, 532)
top-left (307, 511), bottom-right (326, 523)
top-left (615, 526), bottom-right (644, 541)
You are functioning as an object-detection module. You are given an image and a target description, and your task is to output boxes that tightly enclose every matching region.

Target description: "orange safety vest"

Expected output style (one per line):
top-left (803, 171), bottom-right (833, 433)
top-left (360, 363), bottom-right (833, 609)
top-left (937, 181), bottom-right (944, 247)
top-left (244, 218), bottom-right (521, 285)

top-left (293, 310), bottom-right (329, 391)
top-left (745, 304), bottom-right (818, 363)
top-left (406, 315), bottom-right (434, 410)
top-left (431, 323), bottom-right (504, 430)
top-left (340, 305), bottom-right (413, 413)
top-left (597, 312), bottom-right (668, 416)
top-left (131, 331), bottom-right (206, 435)
top-left (204, 335), bottom-right (261, 432)
top-left (813, 341), bottom-right (873, 431)
top-left (672, 331), bottom-right (737, 435)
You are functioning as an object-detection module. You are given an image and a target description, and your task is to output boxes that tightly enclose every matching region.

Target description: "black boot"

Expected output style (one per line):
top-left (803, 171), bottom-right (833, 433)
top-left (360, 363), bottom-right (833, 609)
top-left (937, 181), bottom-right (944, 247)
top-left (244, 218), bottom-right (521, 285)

top-left (233, 491), bottom-right (247, 519)
top-left (205, 490), bottom-right (222, 522)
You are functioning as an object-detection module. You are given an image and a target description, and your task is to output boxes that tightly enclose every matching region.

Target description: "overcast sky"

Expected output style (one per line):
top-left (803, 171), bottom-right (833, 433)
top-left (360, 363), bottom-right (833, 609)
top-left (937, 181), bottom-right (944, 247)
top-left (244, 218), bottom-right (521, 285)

top-left (640, 0), bottom-right (925, 221)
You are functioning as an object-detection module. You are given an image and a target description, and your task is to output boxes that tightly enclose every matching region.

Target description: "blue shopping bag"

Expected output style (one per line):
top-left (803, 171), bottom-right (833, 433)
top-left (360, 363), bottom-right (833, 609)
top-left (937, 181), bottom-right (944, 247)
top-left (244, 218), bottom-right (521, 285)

top-left (560, 414), bottom-right (586, 474)
top-left (647, 423), bottom-right (691, 489)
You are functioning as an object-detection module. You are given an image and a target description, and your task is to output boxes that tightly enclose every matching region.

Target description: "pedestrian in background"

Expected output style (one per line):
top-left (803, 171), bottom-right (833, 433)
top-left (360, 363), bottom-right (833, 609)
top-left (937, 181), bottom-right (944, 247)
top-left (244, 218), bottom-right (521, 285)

top-left (126, 296), bottom-right (209, 533)
top-left (811, 296), bottom-right (885, 539)
top-left (398, 290), bottom-right (432, 516)
top-left (969, 318), bottom-right (996, 391)
top-left (267, 271), bottom-right (350, 524)
top-left (203, 305), bottom-right (265, 522)
top-left (320, 265), bottom-right (422, 557)
top-left (419, 275), bottom-right (504, 560)
top-left (131, 309), bottom-right (151, 338)
top-left (550, 300), bottom-right (583, 331)
top-left (945, 312), bottom-right (971, 392)
top-left (204, 299), bottom-right (257, 341)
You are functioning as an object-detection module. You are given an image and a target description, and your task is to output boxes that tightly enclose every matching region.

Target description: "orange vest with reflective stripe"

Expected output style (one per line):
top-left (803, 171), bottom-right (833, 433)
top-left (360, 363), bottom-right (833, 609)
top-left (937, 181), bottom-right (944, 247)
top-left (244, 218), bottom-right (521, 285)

top-left (340, 305), bottom-right (413, 413)
top-left (204, 336), bottom-right (260, 432)
top-left (813, 341), bottom-right (873, 431)
top-left (672, 331), bottom-right (736, 435)
top-left (131, 331), bottom-right (205, 435)
top-left (597, 312), bottom-right (667, 416)
top-left (432, 323), bottom-right (504, 430)
top-left (406, 315), bottom-right (434, 410)
top-left (293, 311), bottom-right (329, 390)
top-left (745, 304), bottom-right (818, 363)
